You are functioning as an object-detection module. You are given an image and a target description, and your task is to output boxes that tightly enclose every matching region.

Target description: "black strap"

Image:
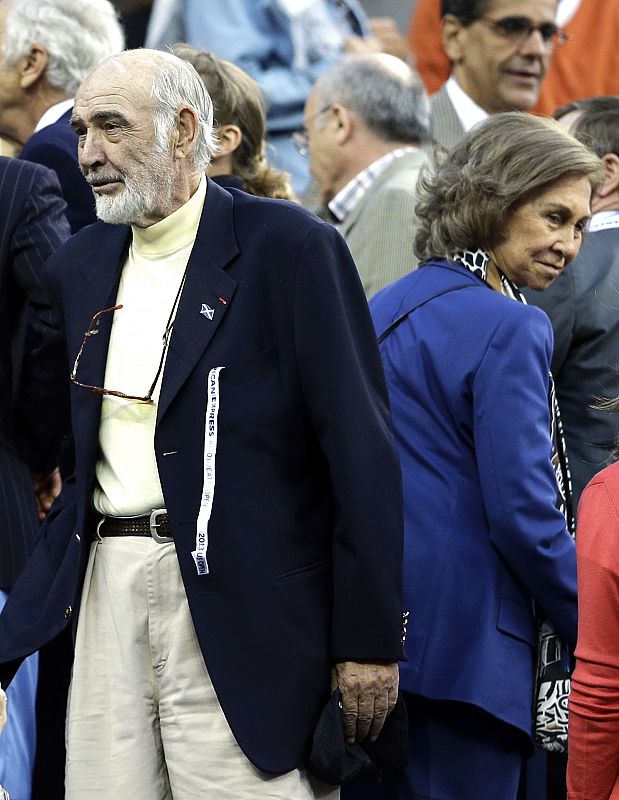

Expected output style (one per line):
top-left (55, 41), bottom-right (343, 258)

top-left (377, 283), bottom-right (476, 345)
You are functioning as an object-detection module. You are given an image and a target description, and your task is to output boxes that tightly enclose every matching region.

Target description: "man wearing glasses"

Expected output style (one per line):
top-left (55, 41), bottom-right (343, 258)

top-left (0, 48), bottom-right (404, 800)
top-left (430, 0), bottom-right (562, 149)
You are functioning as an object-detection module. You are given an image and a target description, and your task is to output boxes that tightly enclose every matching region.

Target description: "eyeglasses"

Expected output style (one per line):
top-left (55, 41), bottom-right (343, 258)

top-left (477, 16), bottom-right (569, 48)
top-left (292, 104), bottom-right (333, 157)
top-left (70, 305), bottom-right (174, 404)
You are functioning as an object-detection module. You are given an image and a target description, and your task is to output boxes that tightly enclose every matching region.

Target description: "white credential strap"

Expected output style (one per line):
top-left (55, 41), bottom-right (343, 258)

top-left (192, 366), bottom-right (224, 575)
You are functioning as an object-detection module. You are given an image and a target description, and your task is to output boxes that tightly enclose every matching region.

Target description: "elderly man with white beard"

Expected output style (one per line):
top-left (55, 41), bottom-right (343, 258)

top-left (0, 48), bottom-right (404, 799)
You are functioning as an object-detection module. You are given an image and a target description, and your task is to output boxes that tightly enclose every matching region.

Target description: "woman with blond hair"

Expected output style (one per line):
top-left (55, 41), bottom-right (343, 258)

top-left (172, 44), bottom-right (294, 201)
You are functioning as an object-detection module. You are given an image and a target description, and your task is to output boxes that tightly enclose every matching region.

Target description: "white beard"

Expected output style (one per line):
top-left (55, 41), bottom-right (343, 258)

top-left (89, 150), bottom-right (175, 226)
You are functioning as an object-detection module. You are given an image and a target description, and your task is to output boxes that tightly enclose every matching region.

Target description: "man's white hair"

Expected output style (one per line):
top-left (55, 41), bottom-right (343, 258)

top-left (149, 52), bottom-right (218, 170)
top-left (2, 0), bottom-right (125, 95)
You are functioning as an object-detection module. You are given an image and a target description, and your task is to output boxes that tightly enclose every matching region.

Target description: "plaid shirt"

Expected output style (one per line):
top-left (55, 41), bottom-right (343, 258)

top-left (328, 147), bottom-right (419, 224)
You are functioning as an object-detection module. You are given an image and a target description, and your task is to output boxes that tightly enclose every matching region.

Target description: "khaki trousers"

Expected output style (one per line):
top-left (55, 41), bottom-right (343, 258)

top-left (65, 537), bottom-right (338, 800)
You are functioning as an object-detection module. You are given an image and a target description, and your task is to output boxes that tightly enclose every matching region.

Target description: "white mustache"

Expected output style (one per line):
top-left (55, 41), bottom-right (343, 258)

top-left (85, 173), bottom-right (125, 187)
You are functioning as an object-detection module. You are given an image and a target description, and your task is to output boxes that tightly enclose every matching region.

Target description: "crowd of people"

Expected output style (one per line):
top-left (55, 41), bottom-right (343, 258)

top-left (0, 1), bottom-right (616, 799)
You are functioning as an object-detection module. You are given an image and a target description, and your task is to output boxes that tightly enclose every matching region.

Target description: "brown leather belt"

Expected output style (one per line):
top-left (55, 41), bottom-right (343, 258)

top-left (97, 510), bottom-right (172, 543)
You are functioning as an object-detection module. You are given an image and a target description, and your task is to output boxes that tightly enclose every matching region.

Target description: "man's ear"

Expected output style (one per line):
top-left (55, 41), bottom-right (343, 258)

top-left (330, 103), bottom-right (354, 146)
top-left (596, 152), bottom-right (619, 199)
top-left (174, 106), bottom-right (200, 160)
top-left (19, 44), bottom-right (49, 90)
top-left (215, 124), bottom-right (242, 158)
top-left (441, 14), bottom-right (466, 64)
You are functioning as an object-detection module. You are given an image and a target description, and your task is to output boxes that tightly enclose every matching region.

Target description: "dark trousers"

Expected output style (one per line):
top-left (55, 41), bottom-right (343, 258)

top-left (343, 693), bottom-right (528, 800)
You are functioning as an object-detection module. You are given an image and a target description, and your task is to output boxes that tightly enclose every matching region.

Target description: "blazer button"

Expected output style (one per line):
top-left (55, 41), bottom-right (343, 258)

top-left (64, 606), bottom-right (72, 620)
top-left (75, 532), bottom-right (81, 543)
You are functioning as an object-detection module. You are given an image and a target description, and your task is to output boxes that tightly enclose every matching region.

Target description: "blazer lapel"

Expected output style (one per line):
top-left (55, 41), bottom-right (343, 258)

top-left (157, 180), bottom-right (239, 422)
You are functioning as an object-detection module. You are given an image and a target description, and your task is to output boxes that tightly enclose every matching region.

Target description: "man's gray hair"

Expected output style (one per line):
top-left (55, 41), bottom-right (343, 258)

top-left (3, 0), bottom-right (125, 95)
top-left (312, 54), bottom-right (430, 145)
top-left (150, 55), bottom-right (218, 170)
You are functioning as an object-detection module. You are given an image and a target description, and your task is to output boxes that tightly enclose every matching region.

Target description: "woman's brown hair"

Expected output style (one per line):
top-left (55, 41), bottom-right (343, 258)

top-left (172, 44), bottom-right (294, 200)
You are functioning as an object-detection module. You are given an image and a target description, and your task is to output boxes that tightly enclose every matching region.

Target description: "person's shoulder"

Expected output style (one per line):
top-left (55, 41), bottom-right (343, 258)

top-left (0, 155), bottom-right (61, 202)
top-left (228, 188), bottom-right (336, 239)
top-left (0, 154), bottom-right (37, 181)
top-left (584, 461), bottom-right (619, 497)
top-left (372, 156), bottom-right (426, 196)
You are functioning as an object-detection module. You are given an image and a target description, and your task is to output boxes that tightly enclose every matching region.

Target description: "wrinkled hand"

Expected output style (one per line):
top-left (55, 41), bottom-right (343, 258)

top-left (333, 660), bottom-right (398, 744)
top-left (32, 467), bottom-right (62, 520)
top-left (0, 684), bottom-right (7, 735)
top-left (368, 17), bottom-right (411, 62)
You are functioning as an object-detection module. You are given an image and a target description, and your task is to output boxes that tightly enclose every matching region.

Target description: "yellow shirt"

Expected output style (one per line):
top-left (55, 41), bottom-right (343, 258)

top-left (94, 176), bottom-right (207, 517)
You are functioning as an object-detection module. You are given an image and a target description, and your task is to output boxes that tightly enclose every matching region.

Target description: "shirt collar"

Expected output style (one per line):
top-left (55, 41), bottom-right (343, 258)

top-left (588, 209), bottom-right (619, 233)
top-left (328, 147), bottom-right (419, 223)
top-left (445, 76), bottom-right (489, 133)
top-left (131, 174), bottom-right (207, 257)
top-left (33, 98), bottom-right (74, 133)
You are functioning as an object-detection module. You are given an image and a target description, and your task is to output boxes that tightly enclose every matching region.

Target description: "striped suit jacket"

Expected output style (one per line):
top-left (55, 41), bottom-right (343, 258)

top-left (0, 157), bottom-right (71, 589)
top-left (429, 85), bottom-right (465, 151)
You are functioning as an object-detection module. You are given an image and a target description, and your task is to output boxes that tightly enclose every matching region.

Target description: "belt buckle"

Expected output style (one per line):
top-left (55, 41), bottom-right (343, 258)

top-left (150, 508), bottom-right (172, 544)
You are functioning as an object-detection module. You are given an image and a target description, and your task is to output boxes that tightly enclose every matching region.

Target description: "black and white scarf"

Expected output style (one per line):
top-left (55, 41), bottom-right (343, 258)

top-left (454, 248), bottom-right (574, 752)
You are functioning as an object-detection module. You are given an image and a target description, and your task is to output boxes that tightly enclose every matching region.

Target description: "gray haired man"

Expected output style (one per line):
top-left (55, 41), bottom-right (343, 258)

top-left (0, 0), bottom-right (124, 230)
top-left (303, 53), bottom-right (429, 298)
top-left (0, 47), bottom-right (404, 799)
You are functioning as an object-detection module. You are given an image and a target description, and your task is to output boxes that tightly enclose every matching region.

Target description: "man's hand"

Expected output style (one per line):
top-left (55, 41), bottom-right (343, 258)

top-left (333, 660), bottom-right (398, 744)
top-left (32, 467), bottom-right (62, 520)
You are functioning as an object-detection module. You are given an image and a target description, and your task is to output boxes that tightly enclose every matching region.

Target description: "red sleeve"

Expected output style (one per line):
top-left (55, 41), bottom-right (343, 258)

top-left (407, 0), bottom-right (450, 94)
top-left (568, 467), bottom-right (619, 800)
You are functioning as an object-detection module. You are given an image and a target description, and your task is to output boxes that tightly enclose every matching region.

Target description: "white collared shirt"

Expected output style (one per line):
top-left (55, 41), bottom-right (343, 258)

top-left (445, 76), bottom-right (489, 134)
top-left (33, 98), bottom-right (74, 133)
top-left (588, 210), bottom-right (619, 234)
top-left (328, 147), bottom-right (419, 224)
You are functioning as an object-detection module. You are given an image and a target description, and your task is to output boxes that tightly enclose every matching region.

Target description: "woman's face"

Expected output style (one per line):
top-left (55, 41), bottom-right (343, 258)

top-left (489, 175), bottom-right (592, 291)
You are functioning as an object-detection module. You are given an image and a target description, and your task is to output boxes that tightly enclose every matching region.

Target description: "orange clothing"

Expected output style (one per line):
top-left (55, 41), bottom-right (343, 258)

top-left (408, 0), bottom-right (619, 115)
top-left (568, 461), bottom-right (619, 800)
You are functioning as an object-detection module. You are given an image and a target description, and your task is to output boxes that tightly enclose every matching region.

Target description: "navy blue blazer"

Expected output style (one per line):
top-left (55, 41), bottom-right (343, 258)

top-left (0, 157), bottom-right (70, 589)
top-left (20, 109), bottom-right (96, 233)
top-left (370, 260), bottom-right (577, 740)
top-left (0, 180), bottom-right (403, 772)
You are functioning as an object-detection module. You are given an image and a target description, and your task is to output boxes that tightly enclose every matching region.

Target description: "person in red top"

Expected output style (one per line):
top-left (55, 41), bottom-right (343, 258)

top-left (408, 0), bottom-right (619, 116)
top-left (568, 437), bottom-right (619, 799)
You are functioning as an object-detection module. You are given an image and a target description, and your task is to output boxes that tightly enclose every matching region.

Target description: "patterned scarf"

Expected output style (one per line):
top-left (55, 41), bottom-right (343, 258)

top-left (454, 248), bottom-right (574, 752)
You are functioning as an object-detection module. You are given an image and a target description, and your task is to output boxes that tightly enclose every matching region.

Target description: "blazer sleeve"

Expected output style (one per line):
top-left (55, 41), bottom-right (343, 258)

top-left (472, 305), bottom-right (577, 647)
top-left (568, 474), bottom-right (619, 800)
top-left (10, 162), bottom-right (72, 472)
top-left (293, 223), bottom-right (404, 661)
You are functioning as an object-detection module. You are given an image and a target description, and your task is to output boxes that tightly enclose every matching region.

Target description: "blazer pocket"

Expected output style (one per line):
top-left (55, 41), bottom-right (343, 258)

top-left (222, 345), bottom-right (279, 388)
top-left (275, 558), bottom-right (332, 585)
top-left (496, 598), bottom-right (536, 648)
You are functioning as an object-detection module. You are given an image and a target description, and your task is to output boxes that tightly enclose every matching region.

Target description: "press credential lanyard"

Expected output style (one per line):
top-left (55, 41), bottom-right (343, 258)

top-left (192, 366), bottom-right (224, 575)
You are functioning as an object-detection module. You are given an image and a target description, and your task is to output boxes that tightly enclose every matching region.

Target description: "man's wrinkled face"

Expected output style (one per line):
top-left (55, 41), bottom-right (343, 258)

top-left (447, 0), bottom-right (558, 114)
top-left (71, 62), bottom-right (176, 227)
top-left (303, 89), bottom-right (341, 206)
